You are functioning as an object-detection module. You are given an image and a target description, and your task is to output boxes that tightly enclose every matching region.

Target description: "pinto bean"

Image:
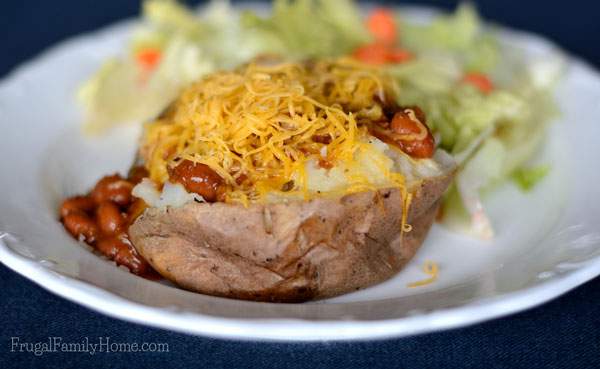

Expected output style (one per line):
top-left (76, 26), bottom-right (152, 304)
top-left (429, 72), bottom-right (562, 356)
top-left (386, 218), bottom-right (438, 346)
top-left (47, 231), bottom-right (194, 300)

top-left (390, 109), bottom-right (435, 158)
top-left (168, 160), bottom-right (223, 202)
top-left (127, 166), bottom-right (149, 185)
top-left (312, 134), bottom-right (332, 144)
top-left (59, 196), bottom-right (95, 218)
top-left (96, 201), bottom-right (125, 236)
top-left (127, 198), bottom-right (148, 224)
top-left (63, 212), bottom-right (99, 243)
top-left (371, 108), bottom-right (435, 159)
top-left (96, 234), bottom-right (152, 276)
top-left (91, 174), bottom-right (134, 206)
top-left (400, 106), bottom-right (427, 124)
top-left (390, 109), bottom-right (424, 134)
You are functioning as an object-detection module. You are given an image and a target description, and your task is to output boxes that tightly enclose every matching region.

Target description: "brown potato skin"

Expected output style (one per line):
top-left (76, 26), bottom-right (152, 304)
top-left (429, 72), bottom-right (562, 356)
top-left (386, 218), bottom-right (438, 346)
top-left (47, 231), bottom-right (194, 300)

top-left (128, 168), bottom-right (454, 302)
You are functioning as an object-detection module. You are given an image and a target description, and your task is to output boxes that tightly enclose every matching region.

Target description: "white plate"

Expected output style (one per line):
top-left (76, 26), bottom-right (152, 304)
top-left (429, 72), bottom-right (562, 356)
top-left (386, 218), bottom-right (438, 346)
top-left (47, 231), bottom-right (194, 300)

top-left (1, 8), bottom-right (600, 341)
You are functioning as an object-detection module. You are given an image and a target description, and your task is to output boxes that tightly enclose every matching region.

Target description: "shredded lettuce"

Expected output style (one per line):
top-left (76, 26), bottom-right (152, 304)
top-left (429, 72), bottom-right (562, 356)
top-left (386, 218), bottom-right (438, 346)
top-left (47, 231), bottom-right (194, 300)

top-left (443, 138), bottom-right (506, 239)
top-left (142, 0), bottom-right (202, 36)
top-left (241, 0), bottom-right (369, 58)
top-left (512, 165), bottom-right (551, 191)
top-left (401, 4), bottom-right (499, 73)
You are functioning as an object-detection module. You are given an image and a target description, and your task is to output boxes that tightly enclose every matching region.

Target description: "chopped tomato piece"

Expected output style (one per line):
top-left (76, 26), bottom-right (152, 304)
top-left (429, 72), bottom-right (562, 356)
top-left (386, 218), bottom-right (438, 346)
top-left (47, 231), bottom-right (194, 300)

top-left (462, 72), bottom-right (494, 93)
top-left (353, 43), bottom-right (390, 65)
top-left (367, 8), bottom-right (397, 45)
top-left (353, 43), bottom-right (413, 65)
top-left (387, 48), bottom-right (413, 63)
top-left (136, 48), bottom-right (162, 71)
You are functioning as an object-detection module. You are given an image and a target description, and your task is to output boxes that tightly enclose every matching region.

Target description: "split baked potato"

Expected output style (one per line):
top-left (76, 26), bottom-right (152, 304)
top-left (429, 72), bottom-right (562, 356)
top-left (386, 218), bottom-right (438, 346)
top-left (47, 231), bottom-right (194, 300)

top-left (61, 58), bottom-right (456, 302)
top-left (129, 156), bottom-right (454, 302)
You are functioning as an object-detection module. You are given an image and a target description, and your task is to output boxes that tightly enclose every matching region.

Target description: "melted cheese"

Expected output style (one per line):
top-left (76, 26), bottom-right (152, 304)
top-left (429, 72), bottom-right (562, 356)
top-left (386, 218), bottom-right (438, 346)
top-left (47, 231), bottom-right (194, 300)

top-left (407, 261), bottom-right (439, 288)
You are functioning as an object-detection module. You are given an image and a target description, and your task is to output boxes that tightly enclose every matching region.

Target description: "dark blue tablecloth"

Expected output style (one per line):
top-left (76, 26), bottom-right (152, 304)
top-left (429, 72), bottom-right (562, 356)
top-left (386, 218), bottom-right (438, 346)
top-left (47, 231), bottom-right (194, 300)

top-left (1, 1), bottom-right (599, 368)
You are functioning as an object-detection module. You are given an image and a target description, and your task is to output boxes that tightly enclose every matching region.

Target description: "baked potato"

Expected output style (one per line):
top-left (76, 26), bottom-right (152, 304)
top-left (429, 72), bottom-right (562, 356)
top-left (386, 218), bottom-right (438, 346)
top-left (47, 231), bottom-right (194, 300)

top-left (129, 155), bottom-right (454, 302)
top-left (60, 58), bottom-right (456, 302)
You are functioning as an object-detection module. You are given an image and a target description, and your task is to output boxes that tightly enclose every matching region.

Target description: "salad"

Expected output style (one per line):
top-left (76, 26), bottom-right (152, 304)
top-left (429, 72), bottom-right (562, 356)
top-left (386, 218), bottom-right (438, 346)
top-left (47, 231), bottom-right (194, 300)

top-left (78, 0), bottom-right (563, 239)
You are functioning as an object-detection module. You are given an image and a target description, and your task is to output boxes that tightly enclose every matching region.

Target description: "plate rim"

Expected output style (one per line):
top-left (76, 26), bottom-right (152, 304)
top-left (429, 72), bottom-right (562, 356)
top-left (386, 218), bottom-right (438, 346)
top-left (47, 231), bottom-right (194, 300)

top-left (3, 234), bottom-right (600, 341)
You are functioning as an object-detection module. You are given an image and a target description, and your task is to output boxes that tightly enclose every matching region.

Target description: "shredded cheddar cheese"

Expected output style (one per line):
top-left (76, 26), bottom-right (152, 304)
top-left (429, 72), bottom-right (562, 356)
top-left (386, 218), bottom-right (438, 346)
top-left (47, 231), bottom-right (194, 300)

top-left (407, 261), bottom-right (439, 288)
top-left (141, 58), bottom-right (410, 205)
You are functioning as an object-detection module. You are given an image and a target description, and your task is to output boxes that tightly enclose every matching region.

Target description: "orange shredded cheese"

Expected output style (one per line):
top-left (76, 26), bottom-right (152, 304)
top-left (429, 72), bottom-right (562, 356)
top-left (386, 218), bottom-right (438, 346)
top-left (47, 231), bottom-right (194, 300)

top-left (141, 58), bottom-right (410, 206)
top-left (407, 261), bottom-right (439, 288)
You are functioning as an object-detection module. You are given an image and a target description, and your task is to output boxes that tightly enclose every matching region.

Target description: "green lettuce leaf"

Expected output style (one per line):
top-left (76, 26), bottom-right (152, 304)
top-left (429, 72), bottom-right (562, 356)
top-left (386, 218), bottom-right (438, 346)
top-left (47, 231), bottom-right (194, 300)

top-left (241, 0), bottom-right (369, 58)
top-left (401, 4), bottom-right (499, 73)
top-left (512, 165), bottom-right (550, 191)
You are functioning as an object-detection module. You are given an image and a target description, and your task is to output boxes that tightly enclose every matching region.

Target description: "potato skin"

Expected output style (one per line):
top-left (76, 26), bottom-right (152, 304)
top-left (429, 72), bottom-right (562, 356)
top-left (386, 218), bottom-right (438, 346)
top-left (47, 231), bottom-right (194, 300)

top-left (128, 172), bottom-right (454, 302)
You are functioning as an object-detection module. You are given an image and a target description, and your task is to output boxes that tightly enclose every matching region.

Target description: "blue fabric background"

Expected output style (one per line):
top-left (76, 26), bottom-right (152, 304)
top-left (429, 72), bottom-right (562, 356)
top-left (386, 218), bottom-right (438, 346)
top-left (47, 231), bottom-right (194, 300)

top-left (1, 1), bottom-right (599, 368)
